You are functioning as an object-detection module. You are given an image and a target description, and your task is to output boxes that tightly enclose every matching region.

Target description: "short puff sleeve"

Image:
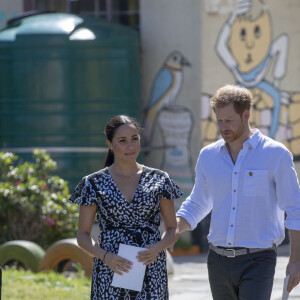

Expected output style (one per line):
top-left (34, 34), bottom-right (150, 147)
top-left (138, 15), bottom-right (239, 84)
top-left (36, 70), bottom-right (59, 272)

top-left (69, 177), bottom-right (97, 206)
top-left (160, 174), bottom-right (183, 200)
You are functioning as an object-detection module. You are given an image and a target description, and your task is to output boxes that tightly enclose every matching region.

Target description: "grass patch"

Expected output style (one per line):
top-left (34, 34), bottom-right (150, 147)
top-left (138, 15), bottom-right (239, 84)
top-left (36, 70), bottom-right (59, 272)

top-left (2, 267), bottom-right (91, 300)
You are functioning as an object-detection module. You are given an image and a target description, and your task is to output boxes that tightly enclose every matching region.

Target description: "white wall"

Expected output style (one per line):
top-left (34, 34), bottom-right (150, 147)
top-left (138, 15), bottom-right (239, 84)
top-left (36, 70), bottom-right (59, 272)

top-left (140, 0), bottom-right (202, 203)
top-left (140, 0), bottom-right (300, 192)
top-left (0, 0), bottom-right (23, 29)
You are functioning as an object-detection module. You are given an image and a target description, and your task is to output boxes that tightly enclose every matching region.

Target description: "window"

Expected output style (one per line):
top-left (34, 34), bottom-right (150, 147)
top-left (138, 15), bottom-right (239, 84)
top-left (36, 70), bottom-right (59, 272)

top-left (23, 0), bottom-right (139, 30)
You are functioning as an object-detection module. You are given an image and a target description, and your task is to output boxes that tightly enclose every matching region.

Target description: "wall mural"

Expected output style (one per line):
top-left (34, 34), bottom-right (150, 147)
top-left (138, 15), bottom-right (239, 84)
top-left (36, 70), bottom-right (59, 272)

top-left (143, 0), bottom-right (300, 202)
top-left (143, 51), bottom-right (194, 199)
top-left (201, 0), bottom-right (300, 159)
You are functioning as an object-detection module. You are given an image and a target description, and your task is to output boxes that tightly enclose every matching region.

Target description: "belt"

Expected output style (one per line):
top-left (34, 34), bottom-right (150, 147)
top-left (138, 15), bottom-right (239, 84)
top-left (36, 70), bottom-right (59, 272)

top-left (209, 243), bottom-right (276, 258)
top-left (101, 224), bottom-right (158, 246)
top-left (104, 224), bottom-right (157, 235)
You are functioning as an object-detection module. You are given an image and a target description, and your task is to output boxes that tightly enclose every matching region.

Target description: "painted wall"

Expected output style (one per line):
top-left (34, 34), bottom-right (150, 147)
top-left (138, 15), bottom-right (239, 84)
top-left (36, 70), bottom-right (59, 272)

top-left (140, 0), bottom-right (202, 207)
top-left (0, 0), bottom-right (23, 29)
top-left (140, 0), bottom-right (300, 247)
top-left (140, 0), bottom-right (300, 192)
top-left (201, 0), bottom-right (300, 164)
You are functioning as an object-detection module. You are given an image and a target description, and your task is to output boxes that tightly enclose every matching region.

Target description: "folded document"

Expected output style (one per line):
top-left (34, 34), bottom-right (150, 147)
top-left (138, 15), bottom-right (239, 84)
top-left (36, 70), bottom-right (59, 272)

top-left (111, 244), bottom-right (147, 292)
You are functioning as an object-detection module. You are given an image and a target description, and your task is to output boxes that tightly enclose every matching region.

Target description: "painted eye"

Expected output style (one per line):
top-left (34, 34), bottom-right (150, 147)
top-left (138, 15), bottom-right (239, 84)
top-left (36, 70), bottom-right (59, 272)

top-left (254, 25), bottom-right (261, 38)
top-left (172, 55), bottom-right (178, 62)
top-left (240, 28), bottom-right (246, 41)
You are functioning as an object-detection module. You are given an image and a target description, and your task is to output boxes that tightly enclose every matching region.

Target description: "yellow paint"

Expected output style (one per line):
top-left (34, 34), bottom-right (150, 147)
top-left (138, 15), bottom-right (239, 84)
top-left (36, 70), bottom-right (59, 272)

top-left (249, 109), bottom-right (260, 127)
top-left (289, 93), bottom-right (300, 123)
top-left (201, 119), bottom-right (218, 142)
top-left (229, 11), bottom-right (272, 73)
top-left (279, 104), bottom-right (289, 125)
top-left (291, 138), bottom-right (300, 155)
top-left (250, 88), bottom-right (274, 110)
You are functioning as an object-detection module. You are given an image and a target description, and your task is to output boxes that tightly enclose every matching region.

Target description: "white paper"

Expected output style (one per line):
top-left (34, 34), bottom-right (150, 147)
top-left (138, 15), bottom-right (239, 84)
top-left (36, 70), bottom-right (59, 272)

top-left (282, 275), bottom-right (290, 300)
top-left (111, 244), bottom-right (147, 292)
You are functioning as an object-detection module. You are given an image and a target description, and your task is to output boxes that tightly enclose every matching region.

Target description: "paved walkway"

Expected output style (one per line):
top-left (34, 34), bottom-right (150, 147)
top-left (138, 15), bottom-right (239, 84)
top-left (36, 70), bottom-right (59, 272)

top-left (168, 245), bottom-right (300, 299)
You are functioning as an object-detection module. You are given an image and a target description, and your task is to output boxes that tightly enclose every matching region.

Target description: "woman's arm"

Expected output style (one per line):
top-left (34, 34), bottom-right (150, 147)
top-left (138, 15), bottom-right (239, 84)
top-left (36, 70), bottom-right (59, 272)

top-left (76, 205), bottom-right (105, 259)
top-left (137, 198), bottom-right (177, 265)
top-left (77, 205), bottom-right (132, 275)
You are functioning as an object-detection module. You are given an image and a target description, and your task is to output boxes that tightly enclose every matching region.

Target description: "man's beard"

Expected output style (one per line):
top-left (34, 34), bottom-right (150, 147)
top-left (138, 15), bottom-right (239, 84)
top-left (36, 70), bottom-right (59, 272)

top-left (220, 123), bottom-right (245, 143)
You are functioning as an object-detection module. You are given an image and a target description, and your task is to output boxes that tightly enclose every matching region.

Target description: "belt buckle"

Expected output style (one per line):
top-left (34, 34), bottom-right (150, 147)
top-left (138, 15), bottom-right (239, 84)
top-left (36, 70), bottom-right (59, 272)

top-left (226, 248), bottom-right (236, 258)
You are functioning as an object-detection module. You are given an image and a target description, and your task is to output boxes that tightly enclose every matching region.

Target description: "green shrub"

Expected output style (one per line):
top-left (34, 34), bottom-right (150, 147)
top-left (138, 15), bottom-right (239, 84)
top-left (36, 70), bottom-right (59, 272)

top-left (0, 149), bottom-right (78, 249)
top-left (174, 237), bottom-right (193, 250)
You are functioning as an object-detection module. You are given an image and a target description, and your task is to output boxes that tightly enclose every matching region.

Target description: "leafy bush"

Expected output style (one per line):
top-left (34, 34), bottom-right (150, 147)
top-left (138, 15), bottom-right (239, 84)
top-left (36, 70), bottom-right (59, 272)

top-left (174, 237), bottom-right (193, 250)
top-left (0, 149), bottom-right (78, 249)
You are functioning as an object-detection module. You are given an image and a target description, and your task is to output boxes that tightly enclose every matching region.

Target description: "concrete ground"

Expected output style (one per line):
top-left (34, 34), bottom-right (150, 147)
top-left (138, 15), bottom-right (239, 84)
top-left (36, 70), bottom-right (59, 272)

top-left (168, 244), bottom-right (300, 299)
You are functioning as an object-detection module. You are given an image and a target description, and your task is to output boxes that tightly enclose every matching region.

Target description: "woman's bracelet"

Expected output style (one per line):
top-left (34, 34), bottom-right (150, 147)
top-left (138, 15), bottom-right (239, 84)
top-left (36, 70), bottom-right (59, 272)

top-left (102, 250), bottom-right (108, 263)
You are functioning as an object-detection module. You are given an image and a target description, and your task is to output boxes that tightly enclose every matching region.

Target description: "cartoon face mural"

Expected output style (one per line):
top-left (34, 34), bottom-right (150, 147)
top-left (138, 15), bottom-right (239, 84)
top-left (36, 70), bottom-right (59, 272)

top-left (229, 11), bottom-right (272, 73)
top-left (201, 0), bottom-right (300, 160)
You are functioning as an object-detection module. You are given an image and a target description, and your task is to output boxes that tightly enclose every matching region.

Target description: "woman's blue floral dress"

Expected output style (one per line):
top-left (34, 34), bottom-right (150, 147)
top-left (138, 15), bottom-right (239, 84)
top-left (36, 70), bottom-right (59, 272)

top-left (70, 165), bottom-right (182, 300)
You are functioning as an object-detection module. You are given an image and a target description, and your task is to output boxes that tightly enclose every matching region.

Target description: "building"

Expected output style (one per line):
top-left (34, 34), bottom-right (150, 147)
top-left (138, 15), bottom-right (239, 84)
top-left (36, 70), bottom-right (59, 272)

top-left (1, 0), bottom-right (299, 248)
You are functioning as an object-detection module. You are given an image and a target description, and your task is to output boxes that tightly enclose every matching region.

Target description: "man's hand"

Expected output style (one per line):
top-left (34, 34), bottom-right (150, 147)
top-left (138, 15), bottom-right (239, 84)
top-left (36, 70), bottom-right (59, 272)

top-left (286, 260), bottom-right (300, 292)
top-left (286, 229), bottom-right (300, 292)
top-left (176, 216), bottom-right (192, 233)
top-left (162, 217), bottom-right (191, 252)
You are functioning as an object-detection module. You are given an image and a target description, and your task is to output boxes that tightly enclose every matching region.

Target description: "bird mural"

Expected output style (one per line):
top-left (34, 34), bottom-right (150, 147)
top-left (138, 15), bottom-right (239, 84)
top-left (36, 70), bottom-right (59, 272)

top-left (143, 51), bottom-right (190, 150)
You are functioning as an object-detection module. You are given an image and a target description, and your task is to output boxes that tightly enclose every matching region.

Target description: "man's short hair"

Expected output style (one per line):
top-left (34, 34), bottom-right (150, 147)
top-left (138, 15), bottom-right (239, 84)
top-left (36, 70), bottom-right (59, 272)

top-left (210, 84), bottom-right (253, 115)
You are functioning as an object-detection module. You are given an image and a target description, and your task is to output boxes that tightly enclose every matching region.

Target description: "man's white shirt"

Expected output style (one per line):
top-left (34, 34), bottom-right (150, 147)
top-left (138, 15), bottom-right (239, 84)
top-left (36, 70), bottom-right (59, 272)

top-left (177, 129), bottom-right (300, 248)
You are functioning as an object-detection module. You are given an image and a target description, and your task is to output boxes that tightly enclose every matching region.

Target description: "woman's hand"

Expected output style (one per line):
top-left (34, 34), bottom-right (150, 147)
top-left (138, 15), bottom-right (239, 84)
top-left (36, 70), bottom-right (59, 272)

top-left (137, 244), bottom-right (160, 265)
top-left (103, 252), bottom-right (132, 275)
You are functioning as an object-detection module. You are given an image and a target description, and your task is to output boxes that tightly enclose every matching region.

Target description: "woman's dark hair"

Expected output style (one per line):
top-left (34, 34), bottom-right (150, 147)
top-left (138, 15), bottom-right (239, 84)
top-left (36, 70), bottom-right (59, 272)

top-left (103, 115), bottom-right (142, 167)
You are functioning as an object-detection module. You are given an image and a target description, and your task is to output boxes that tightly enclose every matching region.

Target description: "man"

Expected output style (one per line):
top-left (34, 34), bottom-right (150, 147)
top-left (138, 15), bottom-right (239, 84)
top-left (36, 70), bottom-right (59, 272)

top-left (176, 85), bottom-right (300, 299)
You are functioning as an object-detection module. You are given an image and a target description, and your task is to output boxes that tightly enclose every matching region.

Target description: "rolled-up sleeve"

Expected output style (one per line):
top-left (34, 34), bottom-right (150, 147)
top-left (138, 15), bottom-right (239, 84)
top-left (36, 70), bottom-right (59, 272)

top-left (274, 150), bottom-right (300, 230)
top-left (176, 153), bottom-right (213, 230)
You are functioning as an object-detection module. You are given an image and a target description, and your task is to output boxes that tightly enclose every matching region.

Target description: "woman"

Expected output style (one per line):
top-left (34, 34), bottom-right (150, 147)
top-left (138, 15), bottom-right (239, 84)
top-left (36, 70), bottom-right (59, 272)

top-left (70, 115), bottom-right (182, 299)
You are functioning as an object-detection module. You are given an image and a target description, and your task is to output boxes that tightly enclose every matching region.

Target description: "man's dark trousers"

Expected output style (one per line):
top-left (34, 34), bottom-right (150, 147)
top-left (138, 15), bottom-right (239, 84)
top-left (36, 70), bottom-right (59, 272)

top-left (207, 248), bottom-right (277, 300)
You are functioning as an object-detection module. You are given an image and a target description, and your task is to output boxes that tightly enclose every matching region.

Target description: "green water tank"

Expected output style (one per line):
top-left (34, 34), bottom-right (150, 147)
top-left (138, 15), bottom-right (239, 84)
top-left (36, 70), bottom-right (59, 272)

top-left (0, 13), bottom-right (141, 189)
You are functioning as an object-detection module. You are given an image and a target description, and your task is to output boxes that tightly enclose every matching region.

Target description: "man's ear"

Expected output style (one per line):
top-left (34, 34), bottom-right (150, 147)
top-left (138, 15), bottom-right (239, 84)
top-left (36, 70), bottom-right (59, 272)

top-left (243, 110), bottom-right (250, 121)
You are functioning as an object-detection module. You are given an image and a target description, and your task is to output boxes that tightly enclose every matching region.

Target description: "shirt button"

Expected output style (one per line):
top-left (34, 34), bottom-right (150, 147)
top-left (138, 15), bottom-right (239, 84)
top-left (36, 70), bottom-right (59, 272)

top-left (233, 189), bottom-right (236, 192)
top-left (231, 224), bottom-right (234, 227)
top-left (232, 207), bottom-right (235, 210)
top-left (228, 243), bottom-right (232, 245)
top-left (234, 172), bottom-right (237, 175)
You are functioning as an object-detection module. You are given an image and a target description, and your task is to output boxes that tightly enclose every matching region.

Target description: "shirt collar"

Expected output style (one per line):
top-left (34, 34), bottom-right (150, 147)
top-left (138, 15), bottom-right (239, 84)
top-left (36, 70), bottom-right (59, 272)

top-left (219, 128), bottom-right (261, 151)
top-left (245, 128), bottom-right (261, 149)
